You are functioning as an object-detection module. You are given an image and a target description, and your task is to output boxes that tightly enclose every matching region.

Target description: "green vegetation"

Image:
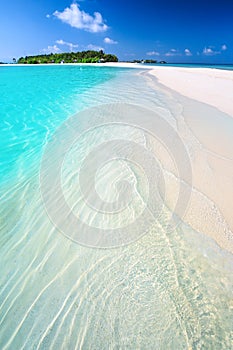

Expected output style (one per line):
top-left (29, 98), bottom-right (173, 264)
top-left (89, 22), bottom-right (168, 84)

top-left (144, 59), bottom-right (158, 64)
top-left (131, 59), bottom-right (167, 64)
top-left (17, 50), bottom-right (118, 64)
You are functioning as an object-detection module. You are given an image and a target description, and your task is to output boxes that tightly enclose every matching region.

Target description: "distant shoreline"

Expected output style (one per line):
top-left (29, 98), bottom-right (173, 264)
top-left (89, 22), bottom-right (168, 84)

top-left (0, 62), bottom-right (149, 69)
top-left (1, 62), bottom-right (233, 71)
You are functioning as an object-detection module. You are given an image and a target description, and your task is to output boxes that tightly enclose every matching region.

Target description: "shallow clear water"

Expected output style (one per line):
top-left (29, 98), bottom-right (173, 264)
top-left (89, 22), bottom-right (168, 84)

top-left (0, 66), bottom-right (232, 349)
top-left (0, 65), bottom-right (121, 184)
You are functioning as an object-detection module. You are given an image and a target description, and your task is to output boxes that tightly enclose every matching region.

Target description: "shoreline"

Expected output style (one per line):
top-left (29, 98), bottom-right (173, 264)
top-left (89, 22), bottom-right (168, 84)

top-left (2, 62), bottom-right (233, 253)
top-left (0, 62), bottom-right (151, 69)
top-left (3, 63), bottom-right (233, 116)
top-left (0, 62), bottom-right (232, 349)
top-left (148, 66), bottom-right (233, 116)
top-left (145, 68), bottom-right (233, 254)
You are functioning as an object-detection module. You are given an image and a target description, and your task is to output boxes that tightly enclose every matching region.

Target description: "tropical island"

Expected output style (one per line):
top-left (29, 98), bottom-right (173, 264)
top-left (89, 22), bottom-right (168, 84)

top-left (16, 51), bottom-right (167, 65)
top-left (17, 50), bottom-right (118, 64)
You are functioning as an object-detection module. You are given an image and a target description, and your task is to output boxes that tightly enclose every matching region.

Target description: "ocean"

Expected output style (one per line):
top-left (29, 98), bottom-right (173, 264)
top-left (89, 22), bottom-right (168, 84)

top-left (0, 65), bottom-right (232, 349)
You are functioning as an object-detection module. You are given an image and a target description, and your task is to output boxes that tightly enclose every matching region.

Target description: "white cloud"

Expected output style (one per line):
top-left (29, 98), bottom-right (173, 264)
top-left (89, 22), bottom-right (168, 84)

top-left (46, 14), bottom-right (51, 18)
top-left (203, 47), bottom-right (220, 56)
top-left (184, 48), bottom-right (192, 56)
top-left (56, 39), bottom-right (66, 45)
top-left (165, 49), bottom-right (181, 57)
top-left (56, 39), bottom-right (79, 51)
top-left (41, 45), bottom-right (61, 54)
top-left (104, 37), bottom-right (118, 44)
top-left (53, 3), bottom-right (108, 33)
top-left (146, 51), bottom-right (160, 56)
top-left (203, 47), bottom-right (214, 55)
top-left (87, 44), bottom-right (104, 51)
top-left (221, 44), bottom-right (227, 51)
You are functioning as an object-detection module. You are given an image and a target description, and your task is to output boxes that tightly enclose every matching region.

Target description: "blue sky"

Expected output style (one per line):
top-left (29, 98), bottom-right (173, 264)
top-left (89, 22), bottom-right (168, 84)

top-left (0, 0), bottom-right (233, 63)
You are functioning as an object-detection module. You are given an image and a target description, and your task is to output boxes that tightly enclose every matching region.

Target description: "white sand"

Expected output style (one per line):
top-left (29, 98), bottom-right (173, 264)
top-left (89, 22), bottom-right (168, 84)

top-left (149, 66), bottom-right (233, 116)
top-left (148, 67), bottom-right (233, 253)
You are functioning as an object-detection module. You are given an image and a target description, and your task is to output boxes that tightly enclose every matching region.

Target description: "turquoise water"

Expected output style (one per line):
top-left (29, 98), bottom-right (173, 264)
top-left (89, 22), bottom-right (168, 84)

top-left (0, 66), bottom-right (233, 349)
top-left (0, 66), bottom-right (122, 185)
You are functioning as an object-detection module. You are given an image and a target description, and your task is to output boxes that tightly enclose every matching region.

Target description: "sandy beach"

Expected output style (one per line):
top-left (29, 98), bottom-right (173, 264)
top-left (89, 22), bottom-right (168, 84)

top-left (149, 66), bottom-right (233, 116)
top-left (147, 66), bottom-right (233, 254)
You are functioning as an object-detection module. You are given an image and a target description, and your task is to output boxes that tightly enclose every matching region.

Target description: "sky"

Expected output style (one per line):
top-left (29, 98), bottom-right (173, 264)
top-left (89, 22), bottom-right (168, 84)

top-left (0, 0), bottom-right (233, 63)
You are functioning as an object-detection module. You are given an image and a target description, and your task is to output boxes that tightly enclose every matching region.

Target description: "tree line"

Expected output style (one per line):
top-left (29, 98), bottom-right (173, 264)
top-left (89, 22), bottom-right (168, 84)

top-left (17, 50), bottom-right (118, 64)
